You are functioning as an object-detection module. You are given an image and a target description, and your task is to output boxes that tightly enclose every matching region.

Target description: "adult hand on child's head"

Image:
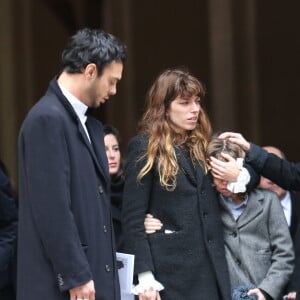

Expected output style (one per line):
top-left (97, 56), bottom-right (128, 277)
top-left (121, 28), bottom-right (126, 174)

top-left (210, 154), bottom-right (240, 182)
top-left (218, 132), bottom-right (251, 152)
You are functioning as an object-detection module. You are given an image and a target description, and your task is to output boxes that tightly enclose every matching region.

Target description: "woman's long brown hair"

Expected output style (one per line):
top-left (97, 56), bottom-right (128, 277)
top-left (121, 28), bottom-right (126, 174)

top-left (137, 69), bottom-right (212, 190)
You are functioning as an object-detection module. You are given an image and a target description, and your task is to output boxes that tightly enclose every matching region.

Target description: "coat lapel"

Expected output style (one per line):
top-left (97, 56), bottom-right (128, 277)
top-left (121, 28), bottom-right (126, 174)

top-left (85, 116), bottom-right (110, 182)
top-left (49, 79), bottom-right (109, 182)
top-left (237, 191), bottom-right (264, 228)
top-left (77, 120), bottom-right (109, 182)
top-left (175, 146), bottom-right (197, 186)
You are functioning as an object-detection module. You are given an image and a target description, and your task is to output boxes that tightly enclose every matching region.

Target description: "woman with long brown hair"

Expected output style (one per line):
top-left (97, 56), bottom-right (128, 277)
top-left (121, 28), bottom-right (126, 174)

top-left (122, 68), bottom-right (240, 300)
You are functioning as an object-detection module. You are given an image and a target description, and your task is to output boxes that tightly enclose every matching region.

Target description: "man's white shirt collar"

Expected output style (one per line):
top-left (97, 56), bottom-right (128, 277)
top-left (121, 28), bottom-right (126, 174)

top-left (58, 83), bottom-right (88, 122)
top-left (281, 191), bottom-right (292, 226)
top-left (58, 83), bottom-right (91, 141)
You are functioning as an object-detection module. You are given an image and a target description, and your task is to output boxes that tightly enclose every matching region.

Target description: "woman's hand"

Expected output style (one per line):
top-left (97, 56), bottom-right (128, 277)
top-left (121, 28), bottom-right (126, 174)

top-left (144, 214), bottom-right (163, 234)
top-left (139, 288), bottom-right (161, 300)
top-left (210, 154), bottom-right (240, 182)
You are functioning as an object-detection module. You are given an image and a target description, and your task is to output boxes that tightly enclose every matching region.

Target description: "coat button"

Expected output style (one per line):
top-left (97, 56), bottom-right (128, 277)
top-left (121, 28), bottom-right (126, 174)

top-left (103, 225), bottom-right (107, 233)
top-left (98, 185), bottom-right (104, 194)
top-left (232, 231), bottom-right (237, 237)
top-left (105, 264), bottom-right (111, 272)
top-left (236, 259), bottom-right (241, 265)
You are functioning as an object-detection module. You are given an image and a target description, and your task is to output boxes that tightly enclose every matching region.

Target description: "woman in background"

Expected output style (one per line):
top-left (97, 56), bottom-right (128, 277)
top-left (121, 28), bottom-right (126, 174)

top-left (104, 125), bottom-right (124, 251)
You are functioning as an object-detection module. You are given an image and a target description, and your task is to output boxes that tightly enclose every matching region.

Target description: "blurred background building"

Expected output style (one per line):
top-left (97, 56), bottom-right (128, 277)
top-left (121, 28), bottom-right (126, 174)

top-left (1, 0), bottom-right (299, 184)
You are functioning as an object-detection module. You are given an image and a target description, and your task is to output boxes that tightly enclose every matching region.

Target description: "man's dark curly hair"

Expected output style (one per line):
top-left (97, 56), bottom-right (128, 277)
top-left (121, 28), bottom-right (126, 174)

top-left (61, 28), bottom-right (127, 76)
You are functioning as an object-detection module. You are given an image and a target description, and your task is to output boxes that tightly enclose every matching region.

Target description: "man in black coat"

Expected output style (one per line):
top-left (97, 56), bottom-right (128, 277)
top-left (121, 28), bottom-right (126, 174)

top-left (17, 28), bottom-right (126, 300)
top-left (258, 146), bottom-right (300, 242)
top-left (211, 132), bottom-right (300, 300)
top-left (0, 160), bottom-right (17, 299)
top-left (212, 132), bottom-right (300, 191)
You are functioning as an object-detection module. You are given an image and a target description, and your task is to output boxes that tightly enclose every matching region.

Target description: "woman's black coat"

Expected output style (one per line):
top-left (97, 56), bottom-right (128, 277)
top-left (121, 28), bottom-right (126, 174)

top-left (122, 135), bottom-right (231, 300)
top-left (110, 176), bottom-right (124, 251)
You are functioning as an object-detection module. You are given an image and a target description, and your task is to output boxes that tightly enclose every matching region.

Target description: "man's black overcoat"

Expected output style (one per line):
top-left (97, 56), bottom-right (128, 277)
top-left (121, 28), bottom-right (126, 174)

top-left (17, 79), bottom-right (120, 300)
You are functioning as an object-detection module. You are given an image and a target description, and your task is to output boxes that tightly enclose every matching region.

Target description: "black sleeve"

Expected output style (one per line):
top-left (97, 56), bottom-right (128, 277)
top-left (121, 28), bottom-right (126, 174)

top-left (246, 143), bottom-right (300, 191)
top-left (244, 163), bottom-right (259, 192)
top-left (121, 135), bottom-right (155, 274)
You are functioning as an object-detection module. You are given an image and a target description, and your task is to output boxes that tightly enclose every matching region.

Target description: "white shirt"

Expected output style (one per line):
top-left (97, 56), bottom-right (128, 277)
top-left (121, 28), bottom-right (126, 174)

top-left (281, 191), bottom-right (292, 227)
top-left (58, 83), bottom-right (91, 142)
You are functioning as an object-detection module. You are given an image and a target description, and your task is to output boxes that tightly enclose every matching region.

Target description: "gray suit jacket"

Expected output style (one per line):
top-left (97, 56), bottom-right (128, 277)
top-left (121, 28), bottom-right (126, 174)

top-left (219, 189), bottom-right (294, 299)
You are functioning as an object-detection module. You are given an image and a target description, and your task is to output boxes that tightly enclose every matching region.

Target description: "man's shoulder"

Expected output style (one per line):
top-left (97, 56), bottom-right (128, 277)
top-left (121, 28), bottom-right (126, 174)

top-left (24, 96), bottom-right (63, 122)
top-left (19, 95), bottom-right (69, 139)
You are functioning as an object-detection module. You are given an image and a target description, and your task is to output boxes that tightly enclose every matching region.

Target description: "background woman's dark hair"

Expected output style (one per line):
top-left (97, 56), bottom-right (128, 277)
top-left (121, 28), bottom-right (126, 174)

top-left (104, 124), bottom-right (121, 141)
top-left (61, 28), bottom-right (127, 76)
top-left (103, 124), bottom-right (124, 180)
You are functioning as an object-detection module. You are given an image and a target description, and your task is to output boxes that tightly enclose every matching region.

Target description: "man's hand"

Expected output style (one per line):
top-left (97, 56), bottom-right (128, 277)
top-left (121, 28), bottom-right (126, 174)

top-left (139, 287), bottom-right (161, 300)
top-left (69, 280), bottom-right (95, 300)
top-left (144, 214), bottom-right (163, 234)
top-left (218, 132), bottom-right (251, 152)
top-left (210, 154), bottom-right (240, 181)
